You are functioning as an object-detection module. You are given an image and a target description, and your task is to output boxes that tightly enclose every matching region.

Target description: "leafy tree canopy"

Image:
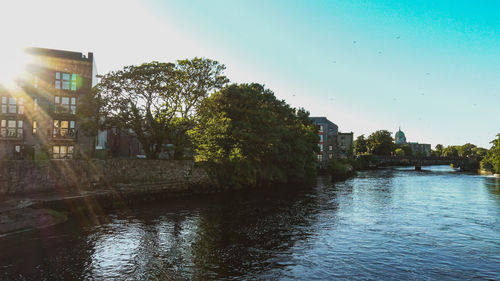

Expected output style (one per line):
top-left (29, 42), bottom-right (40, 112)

top-left (481, 134), bottom-right (500, 173)
top-left (189, 83), bottom-right (319, 188)
top-left (366, 130), bottom-right (394, 156)
top-left (87, 58), bottom-right (228, 159)
top-left (354, 135), bottom-right (368, 155)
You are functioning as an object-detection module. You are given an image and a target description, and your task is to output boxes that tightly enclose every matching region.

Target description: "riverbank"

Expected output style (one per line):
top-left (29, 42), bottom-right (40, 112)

top-left (0, 178), bottom-right (225, 236)
top-left (0, 159), bottom-right (221, 236)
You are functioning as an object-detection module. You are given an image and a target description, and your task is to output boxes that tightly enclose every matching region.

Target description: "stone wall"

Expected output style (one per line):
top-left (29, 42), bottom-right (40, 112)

top-left (0, 159), bottom-right (212, 196)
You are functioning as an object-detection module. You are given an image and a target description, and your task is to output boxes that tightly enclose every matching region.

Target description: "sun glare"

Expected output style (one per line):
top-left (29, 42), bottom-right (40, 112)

top-left (0, 46), bottom-right (30, 88)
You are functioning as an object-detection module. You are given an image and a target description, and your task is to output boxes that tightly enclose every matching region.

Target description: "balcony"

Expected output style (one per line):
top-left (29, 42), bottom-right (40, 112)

top-left (0, 128), bottom-right (23, 139)
top-left (51, 128), bottom-right (77, 139)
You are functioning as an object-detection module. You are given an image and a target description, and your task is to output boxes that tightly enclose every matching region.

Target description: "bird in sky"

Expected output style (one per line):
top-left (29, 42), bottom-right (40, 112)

top-left (353, 40), bottom-right (357, 44)
top-left (396, 35), bottom-right (401, 39)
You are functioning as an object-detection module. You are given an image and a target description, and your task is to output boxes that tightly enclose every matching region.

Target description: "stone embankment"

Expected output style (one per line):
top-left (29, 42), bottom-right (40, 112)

top-left (0, 159), bottom-right (216, 236)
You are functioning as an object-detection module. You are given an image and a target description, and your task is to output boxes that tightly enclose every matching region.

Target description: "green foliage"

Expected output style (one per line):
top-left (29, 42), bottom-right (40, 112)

top-left (93, 59), bottom-right (228, 159)
top-left (189, 83), bottom-right (319, 188)
top-left (442, 146), bottom-right (459, 157)
top-left (457, 143), bottom-right (477, 157)
top-left (366, 130), bottom-right (394, 155)
top-left (394, 148), bottom-right (405, 156)
top-left (481, 134), bottom-right (500, 174)
top-left (353, 135), bottom-right (368, 155)
top-left (328, 158), bottom-right (356, 181)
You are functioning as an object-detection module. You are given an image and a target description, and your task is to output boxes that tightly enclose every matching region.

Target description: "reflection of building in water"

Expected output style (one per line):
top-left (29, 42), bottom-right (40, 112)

top-left (310, 117), bottom-right (353, 168)
top-left (394, 127), bottom-right (431, 157)
top-left (0, 47), bottom-right (97, 159)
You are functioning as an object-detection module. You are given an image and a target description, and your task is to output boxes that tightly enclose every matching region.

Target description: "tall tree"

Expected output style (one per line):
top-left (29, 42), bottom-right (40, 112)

top-left (353, 135), bottom-right (368, 155)
top-left (366, 130), bottom-right (394, 155)
top-left (432, 144), bottom-right (444, 157)
top-left (457, 143), bottom-right (477, 157)
top-left (94, 59), bottom-right (228, 159)
top-left (189, 83), bottom-right (319, 188)
top-left (442, 146), bottom-right (459, 157)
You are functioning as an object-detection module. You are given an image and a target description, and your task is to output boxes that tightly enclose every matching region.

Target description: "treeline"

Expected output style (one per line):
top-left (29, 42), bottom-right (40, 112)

top-left (480, 134), bottom-right (500, 174)
top-left (77, 59), bottom-right (319, 188)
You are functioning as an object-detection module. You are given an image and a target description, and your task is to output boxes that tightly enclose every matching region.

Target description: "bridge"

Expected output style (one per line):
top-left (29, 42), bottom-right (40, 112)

top-left (369, 155), bottom-right (474, 171)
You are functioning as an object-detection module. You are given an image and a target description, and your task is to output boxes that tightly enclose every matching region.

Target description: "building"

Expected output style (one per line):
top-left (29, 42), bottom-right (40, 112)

top-left (395, 127), bottom-right (407, 144)
top-left (310, 117), bottom-right (353, 167)
top-left (394, 127), bottom-right (431, 157)
top-left (407, 142), bottom-right (431, 157)
top-left (0, 47), bottom-right (97, 159)
top-left (337, 132), bottom-right (354, 158)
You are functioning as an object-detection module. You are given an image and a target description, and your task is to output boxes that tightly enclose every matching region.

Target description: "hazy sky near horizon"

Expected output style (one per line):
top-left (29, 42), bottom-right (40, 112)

top-left (1, 0), bottom-right (498, 148)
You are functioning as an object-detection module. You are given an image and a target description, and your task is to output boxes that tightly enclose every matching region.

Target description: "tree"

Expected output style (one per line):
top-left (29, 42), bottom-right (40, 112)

top-left (189, 83), bottom-right (319, 188)
top-left (76, 86), bottom-right (107, 157)
top-left (442, 146), bottom-right (459, 157)
top-left (94, 59), bottom-right (228, 159)
top-left (432, 144), bottom-right (444, 157)
top-left (394, 148), bottom-right (405, 156)
top-left (353, 135), bottom-right (368, 155)
top-left (481, 134), bottom-right (500, 174)
top-left (457, 143), bottom-right (477, 158)
top-left (366, 130), bottom-right (394, 155)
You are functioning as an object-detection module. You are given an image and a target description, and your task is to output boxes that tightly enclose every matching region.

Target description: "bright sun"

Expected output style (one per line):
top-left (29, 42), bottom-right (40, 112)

top-left (0, 46), bottom-right (30, 87)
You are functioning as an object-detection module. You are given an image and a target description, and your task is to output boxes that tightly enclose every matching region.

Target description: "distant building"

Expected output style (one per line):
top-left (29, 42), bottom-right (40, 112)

top-left (337, 132), bottom-right (354, 158)
top-left (394, 127), bottom-right (431, 157)
top-left (395, 127), bottom-right (407, 144)
top-left (407, 142), bottom-right (431, 157)
top-left (310, 117), bottom-right (353, 167)
top-left (0, 47), bottom-right (97, 159)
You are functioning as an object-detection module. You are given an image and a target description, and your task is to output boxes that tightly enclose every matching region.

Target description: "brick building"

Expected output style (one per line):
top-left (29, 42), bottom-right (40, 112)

top-left (0, 47), bottom-right (97, 159)
top-left (310, 117), bottom-right (353, 167)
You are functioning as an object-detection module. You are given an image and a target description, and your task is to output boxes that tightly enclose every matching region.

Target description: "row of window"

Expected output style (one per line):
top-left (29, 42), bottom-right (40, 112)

top-left (54, 96), bottom-right (77, 114)
top-left (0, 119), bottom-right (76, 138)
top-left (0, 120), bottom-right (23, 138)
top-left (1, 97), bottom-right (24, 114)
top-left (55, 72), bottom-right (78, 91)
top-left (0, 96), bottom-right (77, 115)
top-left (53, 145), bottom-right (75, 159)
top-left (318, 144), bottom-right (334, 152)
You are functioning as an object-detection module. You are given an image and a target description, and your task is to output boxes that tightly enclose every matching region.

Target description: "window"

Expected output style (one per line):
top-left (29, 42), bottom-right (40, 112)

top-left (329, 145), bottom-right (333, 151)
top-left (319, 135), bottom-right (323, 142)
top-left (55, 72), bottom-right (77, 91)
top-left (329, 154), bottom-right (333, 159)
top-left (318, 143), bottom-right (323, 152)
top-left (2, 97), bottom-right (24, 114)
top-left (319, 125), bottom-right (324, 132)
top-left (55, 72), bottom-right (61, 89)
top-left (53, 119), bottom-right (75, 138)
top-left (33, 121), bottom-right (37, 135)
top-left (54, 96), bottom-right (76, 114)
top-left (71, 74), bottom-right (77, 91)
top-left (1, 119), bottom-right (22, 138)
top-left (1, 97), bottom-right (6, 113)
top-left (317, 154), bottom-right (323, 161)
top-left (52, 145), bottom-right (75, 159)
top-left (62, 73), bottom-right (70, 90)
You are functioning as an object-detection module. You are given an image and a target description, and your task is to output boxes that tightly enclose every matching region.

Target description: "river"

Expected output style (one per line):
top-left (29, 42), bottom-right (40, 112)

top-left (1, 166), bottom-right (499, 280)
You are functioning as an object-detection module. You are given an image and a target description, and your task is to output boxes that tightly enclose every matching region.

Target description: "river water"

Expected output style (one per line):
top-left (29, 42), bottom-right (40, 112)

top-left (1, 166), bottom-right (499, 280)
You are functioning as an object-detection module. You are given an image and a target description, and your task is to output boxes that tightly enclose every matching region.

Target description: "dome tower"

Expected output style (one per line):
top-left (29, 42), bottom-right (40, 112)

top-left (395, 127), bottom-right (407, 145)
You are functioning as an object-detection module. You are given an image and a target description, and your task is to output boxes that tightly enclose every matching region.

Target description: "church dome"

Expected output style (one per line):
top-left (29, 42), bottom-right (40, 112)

top-left (395, 128), bottom-right (406, 144)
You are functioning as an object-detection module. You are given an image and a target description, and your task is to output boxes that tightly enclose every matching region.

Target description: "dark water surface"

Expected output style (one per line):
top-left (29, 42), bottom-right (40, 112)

top-left (1, 166), bottom-right (499, 280)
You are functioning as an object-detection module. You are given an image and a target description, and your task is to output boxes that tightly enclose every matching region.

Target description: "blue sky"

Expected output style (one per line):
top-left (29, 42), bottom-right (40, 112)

top-left (1, 0), bottom-right (498, 148)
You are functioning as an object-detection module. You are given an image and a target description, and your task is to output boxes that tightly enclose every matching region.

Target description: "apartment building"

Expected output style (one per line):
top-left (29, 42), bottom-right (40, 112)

top-left (310, 117), bottom-right (354, 167)
top-left (0, 47), bottom-right (97, 159)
